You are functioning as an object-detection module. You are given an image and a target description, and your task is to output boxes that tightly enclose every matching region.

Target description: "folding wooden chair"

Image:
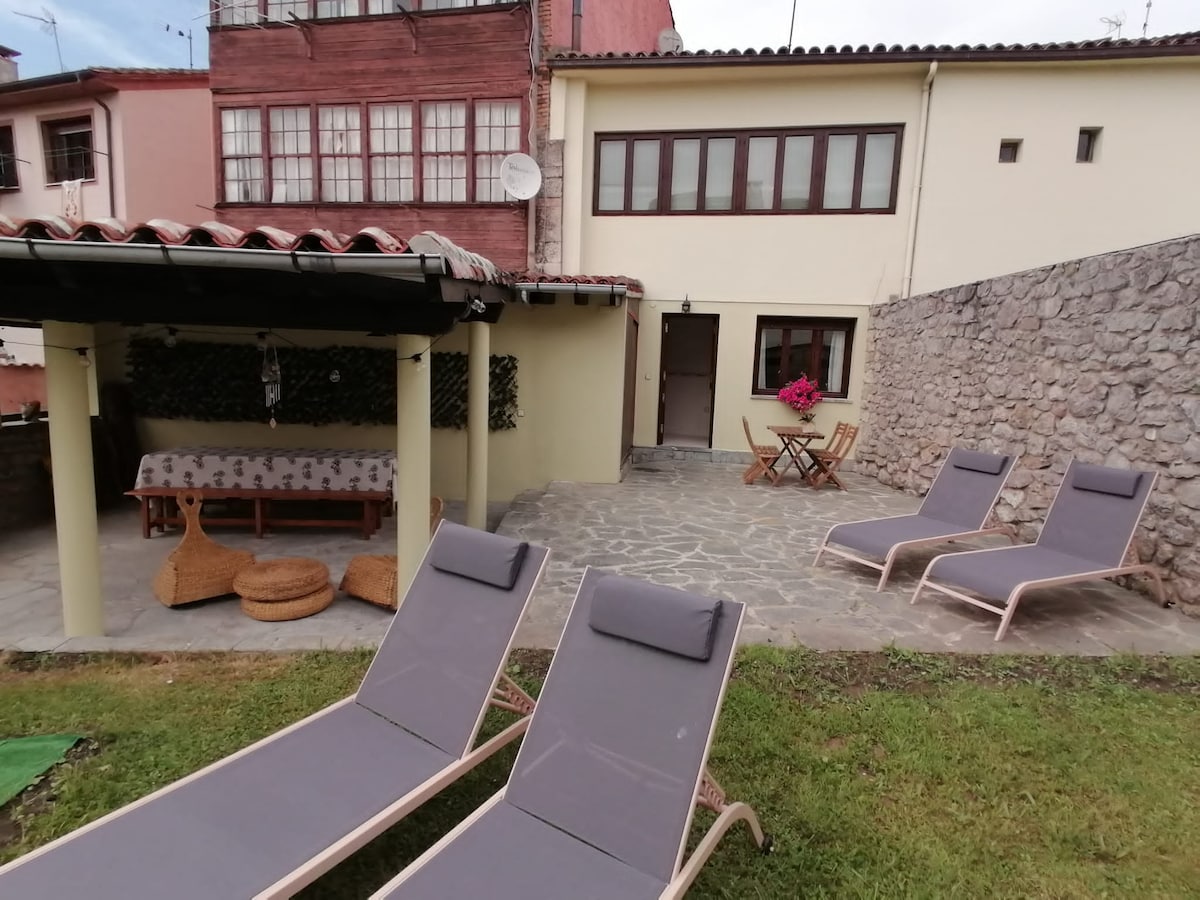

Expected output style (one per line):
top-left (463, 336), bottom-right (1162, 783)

top-left (741, 416), bottom-right (783, 486)
top-left (805, 422), bottom-right (859, 490)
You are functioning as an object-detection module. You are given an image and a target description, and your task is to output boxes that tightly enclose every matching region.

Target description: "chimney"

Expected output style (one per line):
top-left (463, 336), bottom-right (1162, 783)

top-left (0, 46), bottom-right (19, 84)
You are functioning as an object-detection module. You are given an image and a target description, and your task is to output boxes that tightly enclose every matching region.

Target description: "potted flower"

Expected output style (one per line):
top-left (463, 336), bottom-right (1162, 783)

top-left (777, 375), bottom-right (822, 423)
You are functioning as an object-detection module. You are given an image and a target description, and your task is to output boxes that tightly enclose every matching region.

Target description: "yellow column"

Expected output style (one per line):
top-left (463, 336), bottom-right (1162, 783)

top-left (42, 321), bottom-right (104, 637)
top-left (396, 333), bottom-right (432, 597)
top-left (466, 321), bottom-right (490, 530)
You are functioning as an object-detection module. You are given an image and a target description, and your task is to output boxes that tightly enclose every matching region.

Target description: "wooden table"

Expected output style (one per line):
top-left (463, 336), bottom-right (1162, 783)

top-left (767, 426), bottom-right (824, 486)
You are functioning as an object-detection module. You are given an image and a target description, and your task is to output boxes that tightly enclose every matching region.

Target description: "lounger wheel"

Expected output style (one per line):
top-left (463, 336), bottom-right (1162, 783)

top-left (760, 833), bottom-right (775, 855)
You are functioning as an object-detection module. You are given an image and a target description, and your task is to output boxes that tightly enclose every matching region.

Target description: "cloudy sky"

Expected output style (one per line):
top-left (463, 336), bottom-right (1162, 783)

top-left (0, 0), bottom-right (1196, 77)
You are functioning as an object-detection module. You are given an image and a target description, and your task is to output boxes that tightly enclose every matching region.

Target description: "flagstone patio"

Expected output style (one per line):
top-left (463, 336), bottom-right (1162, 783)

top-left (3, 462), bottom-right (1199, 656)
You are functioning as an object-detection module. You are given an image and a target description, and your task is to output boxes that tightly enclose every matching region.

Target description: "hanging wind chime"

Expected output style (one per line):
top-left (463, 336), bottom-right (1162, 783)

top-left (260, 337), bottom-right (282, 428)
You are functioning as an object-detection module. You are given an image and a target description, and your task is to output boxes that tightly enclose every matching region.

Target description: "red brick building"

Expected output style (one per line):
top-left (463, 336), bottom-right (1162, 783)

top-left (208, 0), bottom-right (673, 271)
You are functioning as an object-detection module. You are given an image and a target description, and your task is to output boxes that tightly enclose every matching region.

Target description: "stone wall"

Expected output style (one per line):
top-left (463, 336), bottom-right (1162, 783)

top-left (0, 420), bottom-right (52, 530)
top-left (857, 234), bottom-right (1200, 606)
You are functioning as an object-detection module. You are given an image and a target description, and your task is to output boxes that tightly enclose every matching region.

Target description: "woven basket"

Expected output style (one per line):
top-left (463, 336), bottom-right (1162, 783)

top-left (153, 491), bottom-right (256, 608)
top-left (233, 558), bottom-right (330, 602)
top-left (340, 555), bottom-right (399, 611)
top-left (240, 584), bottom-right (335, 622)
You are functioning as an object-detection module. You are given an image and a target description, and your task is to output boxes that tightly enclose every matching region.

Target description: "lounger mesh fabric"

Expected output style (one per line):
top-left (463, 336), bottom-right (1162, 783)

top-left (381, 572), bottom-right (744, 899)
top-left (826, 448), bottom-right (1012, 556)
top-left (0, 524), bottom-right (547, 900)
top-left (926, 461), bottom-right (1154, 603)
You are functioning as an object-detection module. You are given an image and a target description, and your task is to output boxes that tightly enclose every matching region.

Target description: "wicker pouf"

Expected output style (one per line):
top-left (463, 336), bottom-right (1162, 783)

top-left (233, 558), bottom-right (330, 603)
top-left (339, 554), bottom-right (399, 611)
top-left (240, 584), bottom-right (335, 622)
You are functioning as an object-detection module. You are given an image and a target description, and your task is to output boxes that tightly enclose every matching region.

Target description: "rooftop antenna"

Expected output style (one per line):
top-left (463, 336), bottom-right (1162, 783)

top-left (787, 0), bottom-right (798, 51)
top-left (1142, 0), bottom-right (1153, 37)
top-left (14, 7), bottom-right (64, 72)
top-left (1100, 11), bottom-right (1126, 38)
top-left (162, 22), bottom-right (195, 69)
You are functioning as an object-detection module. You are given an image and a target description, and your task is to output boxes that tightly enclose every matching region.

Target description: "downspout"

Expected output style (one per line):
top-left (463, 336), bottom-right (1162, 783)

top-left (900, 60), bottom-right (937, 299)
top-left (571, 0), bottom-right (582, 51)
top-left (94, 95), bottom-right (117, 218)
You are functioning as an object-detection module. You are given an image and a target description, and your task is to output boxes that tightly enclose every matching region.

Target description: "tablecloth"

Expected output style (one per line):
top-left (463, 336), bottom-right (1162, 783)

top-left (133, 447), bottom-right (396, 493)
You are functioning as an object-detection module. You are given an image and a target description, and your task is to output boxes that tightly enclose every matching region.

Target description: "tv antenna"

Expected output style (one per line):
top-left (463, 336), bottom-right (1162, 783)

top-left (1100, 11), bottom-right (1126, 38)
top-left (787, 0), bottom-right (798, 51)
top-left (162, 23), bottom-right (195, 69)
top-left (1142, 0), bottom-right (1153, 38)
top-left (14, 7), bottom-right (64, 72)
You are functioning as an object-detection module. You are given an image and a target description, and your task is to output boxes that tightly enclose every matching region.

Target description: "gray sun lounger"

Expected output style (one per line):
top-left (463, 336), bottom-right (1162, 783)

top-left (813, 447), bottom-right (1018, 589)
top-left (371, 569), bottom-right (770, 900)
top-left (0, 522), bottom-right (548, 900)
top-left (912, 460), bottom-right (1165, 640)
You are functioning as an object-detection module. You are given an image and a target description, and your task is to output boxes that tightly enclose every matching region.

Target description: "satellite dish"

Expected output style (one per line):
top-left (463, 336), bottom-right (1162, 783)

top-left (499, 153), bottom-right (543, 200)
top-left (657, 27), bottom-right (684, 54)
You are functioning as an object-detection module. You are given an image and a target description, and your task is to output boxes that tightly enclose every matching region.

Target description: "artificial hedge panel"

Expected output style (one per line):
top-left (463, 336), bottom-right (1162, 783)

top-left (126, 338), bottom-right (518, 430)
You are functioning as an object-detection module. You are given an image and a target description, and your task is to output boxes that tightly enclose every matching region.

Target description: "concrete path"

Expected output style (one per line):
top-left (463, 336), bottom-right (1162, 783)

top-left (2, 462), bottom-right (1198, 655)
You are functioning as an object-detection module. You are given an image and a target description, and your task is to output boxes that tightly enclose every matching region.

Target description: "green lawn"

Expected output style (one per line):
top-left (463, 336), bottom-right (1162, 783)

top-left (1, 648), bottom-right (1198, 898)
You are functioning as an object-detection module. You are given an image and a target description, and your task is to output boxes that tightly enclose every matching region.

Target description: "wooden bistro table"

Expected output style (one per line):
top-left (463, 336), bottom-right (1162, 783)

top-left (767, 426), bottom-right (825, 486)
top-left (127, 447), bottom-right (396, 540)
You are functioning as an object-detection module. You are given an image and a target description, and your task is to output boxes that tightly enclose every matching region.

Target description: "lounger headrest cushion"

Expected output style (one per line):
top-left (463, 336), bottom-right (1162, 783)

top-left (589, 576), bottom-right (722, 662)
top-left (1072, 464), bottom-right (1142, 498)
top-left (951, 449), bottom-right (1009, 476)
top-left (431, 525), bottom-right (530, 590)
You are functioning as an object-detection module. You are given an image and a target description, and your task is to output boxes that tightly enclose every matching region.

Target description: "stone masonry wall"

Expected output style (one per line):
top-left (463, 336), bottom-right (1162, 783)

top-left (857, 234), bottom-right (1200, 606)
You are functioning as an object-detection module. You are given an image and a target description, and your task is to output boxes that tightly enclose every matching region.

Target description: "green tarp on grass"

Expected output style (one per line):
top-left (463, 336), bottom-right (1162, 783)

top-left (0, 735), bottom-right (83, 807)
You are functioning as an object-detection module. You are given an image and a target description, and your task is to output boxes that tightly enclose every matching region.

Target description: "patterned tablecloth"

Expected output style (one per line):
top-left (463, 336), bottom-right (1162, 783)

top-left (133, 447), bottom-right (396, 494)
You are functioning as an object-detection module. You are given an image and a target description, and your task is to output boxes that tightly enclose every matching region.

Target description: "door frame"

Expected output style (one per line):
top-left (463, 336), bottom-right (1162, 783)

top-left (657, 313), bottom-right (719, 447)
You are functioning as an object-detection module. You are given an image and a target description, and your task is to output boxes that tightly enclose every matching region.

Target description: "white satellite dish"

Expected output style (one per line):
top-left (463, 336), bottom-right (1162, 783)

top-left (499, 153), bottom-right (543, 200)
top-left (657, 27), bottom-right (684, 53)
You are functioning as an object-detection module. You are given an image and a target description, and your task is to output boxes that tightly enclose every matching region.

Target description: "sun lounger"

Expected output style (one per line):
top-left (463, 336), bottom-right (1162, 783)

top-left (0, 522), bottom-right (549, 900)
top-left (912, 460), bottom-right (1165, 640)
top-left (371, 569), bottom-right (771, 900)
top-left (814, 447), bottom-right (1017, 588)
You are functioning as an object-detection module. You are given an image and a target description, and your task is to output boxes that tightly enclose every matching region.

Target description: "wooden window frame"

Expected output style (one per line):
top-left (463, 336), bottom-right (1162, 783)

top-left (751, 316), bottom-right (855, 400)
top-left (42, 116), bottom-right (95, 185)
top-left (216, 97), bottom-right (523, 207)
top-left (213, 0), bottom-right (516, 25)
top-left (0, 124), bottom-right (18, 190)
top-left (592, 124), bottom-right (904, 217)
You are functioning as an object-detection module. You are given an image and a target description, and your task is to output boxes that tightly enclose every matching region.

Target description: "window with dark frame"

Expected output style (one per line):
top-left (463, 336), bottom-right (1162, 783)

top-left (1077, 127), bottom-right (1101, 163)
top-left (998, 139), bottom-right (1021, 163)
top-left (0, 125), bottom-right (17, 189)
top-left (42, 117), bottom-right (95, 184)
top-left (753, 317), bottom-right (855, 400)
top-left (218, 98), bottom-right (520, 204)
top-left (219, 0), bottom-right (506, 24)
top-left (594, 125), bottom-right (903, 215)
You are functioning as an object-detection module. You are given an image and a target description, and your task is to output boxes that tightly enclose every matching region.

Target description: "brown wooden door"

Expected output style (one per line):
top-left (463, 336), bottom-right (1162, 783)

top-left (657, 314), bottom-right (718, 447)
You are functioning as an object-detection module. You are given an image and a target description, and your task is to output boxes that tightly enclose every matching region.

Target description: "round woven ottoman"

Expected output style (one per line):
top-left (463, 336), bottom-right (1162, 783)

top-left (233, 557), bottom-right (329, 603)
top-left (240, 584), bottom-right (335, 622)
top-left (339, 554), bottom-right (398, 611)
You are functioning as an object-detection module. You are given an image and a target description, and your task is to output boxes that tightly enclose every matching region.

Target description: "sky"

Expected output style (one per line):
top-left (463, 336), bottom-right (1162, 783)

top-left (0, 0), bottom-right (1196, 78)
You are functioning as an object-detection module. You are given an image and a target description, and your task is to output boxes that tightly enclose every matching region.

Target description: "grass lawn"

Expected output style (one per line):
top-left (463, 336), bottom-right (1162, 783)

top-left (1, 647), bottom-right (1198, 898)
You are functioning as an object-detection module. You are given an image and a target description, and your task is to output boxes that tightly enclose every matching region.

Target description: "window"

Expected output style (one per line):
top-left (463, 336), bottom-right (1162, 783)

top-left (218, 0), bottom-right (504, 23)
top-left (421, 101), bottom-right (467, 202)
top-left (753, 317), bottom-right (855, 399)
top-left (474, 100), bottom-right (521, 202)
top-left (218, 0), bottom-right (259, 24)
top-left (998, 139), bottom-right (1021, 163)
top-left (219, 98), bottom-right (519, 204)
top-left (266, 0), bottom-right (307, 20)
top-left (42, 117), bottom-right (94, 183)
top-left (1077, 127), bottom-right (1100, 163)
top-left (594, 125), bottom-right (902, 215)
top-left (319, 105), bottom-right (363, 201)
top-left (419, 0), bottom-right (504, 8)
top-left (269, 107), bottom-right (313, 201)
top-left (0, 125), bottom-right (17, 189)
top-left (369, 103), bottom-right (414, 201)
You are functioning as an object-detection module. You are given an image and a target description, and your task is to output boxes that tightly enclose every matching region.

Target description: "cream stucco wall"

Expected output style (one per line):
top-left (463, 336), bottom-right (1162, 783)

top-left (94, 303), bottom-right (626, 502)
top-left (911, 60), bottom-right (1200, 295)
top-left (0, 96), bottom-right (118, 220)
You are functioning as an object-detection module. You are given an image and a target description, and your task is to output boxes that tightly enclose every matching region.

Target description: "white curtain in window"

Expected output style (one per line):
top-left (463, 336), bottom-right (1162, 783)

top-left (670, 139), bottom-right (700, 211)
top-left (860, 133), bottom-right (896, 209)
top-left (316, 0), bottom-right (360, 17)
top-left (745, 136), bottom-right (776, 210)
top-left (630, 140), bottom-right (659, 211)
top-left (266, 1), bottom-right (308, 21)
top-left (780, 135), bottom-right (812, 210)
top-left (597, 141), bottom-right (626, 211)
top-left (823, 331), bottom-right (846, 393)
top-left (823, 135), bottom-right (857, 210)
top-left (704, 138), bottom-right (735, 211)
top-left (218, 0), bottom-right (258, 24)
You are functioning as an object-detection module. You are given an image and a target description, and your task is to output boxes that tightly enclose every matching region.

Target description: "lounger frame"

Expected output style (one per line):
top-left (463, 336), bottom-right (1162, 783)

top-left (0, 530), bottom-right (547, 900)
top-left (911, 471), bottom-right (1166, 641)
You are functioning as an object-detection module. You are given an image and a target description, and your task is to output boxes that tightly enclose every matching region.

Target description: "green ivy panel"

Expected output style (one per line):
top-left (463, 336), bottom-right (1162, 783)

top-left (125, 338), bottom-right (518, 431)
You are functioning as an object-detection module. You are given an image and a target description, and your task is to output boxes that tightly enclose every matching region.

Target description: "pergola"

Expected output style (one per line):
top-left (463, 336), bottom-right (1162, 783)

top-left (0, 214), bottom-right (515, 637)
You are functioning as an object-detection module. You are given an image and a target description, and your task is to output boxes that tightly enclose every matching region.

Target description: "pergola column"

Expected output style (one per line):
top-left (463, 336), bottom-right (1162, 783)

top-left (395, 333), bottom-right (432, 597)
top-left (466, 321), bottom-right (490, 530)
top-left (42, 321), bottom-right (104, 637)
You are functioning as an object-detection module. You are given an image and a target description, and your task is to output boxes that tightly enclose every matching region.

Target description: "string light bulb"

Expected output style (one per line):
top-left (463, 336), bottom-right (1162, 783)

top-left (75, 348), bottom-right (91, 368)
top-left (164, 327), bottom-right (178, 348)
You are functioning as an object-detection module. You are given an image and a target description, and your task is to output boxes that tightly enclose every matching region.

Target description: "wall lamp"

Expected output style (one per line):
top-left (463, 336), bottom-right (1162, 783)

top-left (681, 296), bottom-right (691, 314)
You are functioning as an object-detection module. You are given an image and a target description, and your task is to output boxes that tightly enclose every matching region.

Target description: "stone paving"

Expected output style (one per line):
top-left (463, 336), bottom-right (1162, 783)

top-left (2, 462), bottom-right (1199, 655)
